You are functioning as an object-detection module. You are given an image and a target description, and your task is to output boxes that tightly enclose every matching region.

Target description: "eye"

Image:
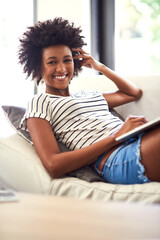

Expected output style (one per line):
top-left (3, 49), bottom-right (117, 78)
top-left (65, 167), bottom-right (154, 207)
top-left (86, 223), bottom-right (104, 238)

top-left (64, 58), bottom-right (73, 63)
top-left (47, 61), bottom-right (56, 64)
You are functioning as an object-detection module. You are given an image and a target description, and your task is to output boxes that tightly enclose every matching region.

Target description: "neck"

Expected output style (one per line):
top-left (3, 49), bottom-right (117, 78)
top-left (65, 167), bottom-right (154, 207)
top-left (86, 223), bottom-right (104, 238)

top-left (45, 86), bottom-right (70, 96)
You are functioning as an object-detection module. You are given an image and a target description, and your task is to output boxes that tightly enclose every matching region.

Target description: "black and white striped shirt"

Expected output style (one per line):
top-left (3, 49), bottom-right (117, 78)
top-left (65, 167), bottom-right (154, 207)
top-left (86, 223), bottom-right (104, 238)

top-left (20, 90), bottom-right (123, 150)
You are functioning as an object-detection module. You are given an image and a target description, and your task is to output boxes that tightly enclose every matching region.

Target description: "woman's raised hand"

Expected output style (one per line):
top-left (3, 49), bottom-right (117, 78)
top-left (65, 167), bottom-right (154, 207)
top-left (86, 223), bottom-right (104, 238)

top-left (72, 48), bottom-right (103, 71)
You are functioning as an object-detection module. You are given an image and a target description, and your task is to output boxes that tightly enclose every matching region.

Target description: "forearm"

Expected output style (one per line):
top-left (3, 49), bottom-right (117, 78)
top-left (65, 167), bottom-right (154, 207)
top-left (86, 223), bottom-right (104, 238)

top-left (44, 135), bottom-right (117, 178)
top-left (99, 64), bottom-right (142, 98)
top-left (73, 48), bottom-right (142, 99)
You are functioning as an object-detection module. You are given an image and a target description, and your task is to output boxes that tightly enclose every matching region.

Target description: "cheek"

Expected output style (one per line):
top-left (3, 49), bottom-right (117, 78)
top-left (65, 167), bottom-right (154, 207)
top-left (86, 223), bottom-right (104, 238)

top-left (42, 66), bottom-right (52, 77)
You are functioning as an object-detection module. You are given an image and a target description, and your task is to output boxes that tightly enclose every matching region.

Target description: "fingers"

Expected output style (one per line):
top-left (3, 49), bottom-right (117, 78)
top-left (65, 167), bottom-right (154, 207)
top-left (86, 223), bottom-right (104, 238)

top-left (72, 48), bottom-right (90, 59)
top-left (72, 48), bottom-right (93, 68)
top-left (73, 54), bottom-right (88, 60)
top-left (72, 48), bottom-right (101, 70)
top-left (115, 115), bottom-right (148, 139)
top-left (126, 115), bottom-right (148, 123)
top-left (125, 115), bottom-right (148, 128)
top-left (72, 48), bottom-right (88, 55)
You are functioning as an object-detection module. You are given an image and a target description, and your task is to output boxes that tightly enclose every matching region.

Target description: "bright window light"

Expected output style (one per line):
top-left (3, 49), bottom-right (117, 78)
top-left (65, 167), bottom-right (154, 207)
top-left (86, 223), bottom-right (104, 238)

top-left (115, 0), bottom-right (160, 75)
top-left (0, 0), bottom-right (34, 107)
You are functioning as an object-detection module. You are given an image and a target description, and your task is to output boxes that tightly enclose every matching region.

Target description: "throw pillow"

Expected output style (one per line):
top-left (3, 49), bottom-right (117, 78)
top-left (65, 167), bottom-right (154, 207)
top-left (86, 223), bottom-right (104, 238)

top-left (1, 105), bottom-right (69, 151)
top-left (1, 105), bottom-right (32, 143)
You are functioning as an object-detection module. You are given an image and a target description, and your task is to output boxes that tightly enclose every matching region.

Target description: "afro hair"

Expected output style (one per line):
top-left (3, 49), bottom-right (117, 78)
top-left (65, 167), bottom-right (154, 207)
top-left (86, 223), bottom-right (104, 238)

top-left (18, 17), bottom-right (86, 84)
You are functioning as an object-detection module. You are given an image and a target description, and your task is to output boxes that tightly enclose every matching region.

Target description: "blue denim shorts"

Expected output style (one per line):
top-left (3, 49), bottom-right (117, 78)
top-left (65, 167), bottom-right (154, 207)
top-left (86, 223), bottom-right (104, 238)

top-left (94, 134), bottom-right (151, 184)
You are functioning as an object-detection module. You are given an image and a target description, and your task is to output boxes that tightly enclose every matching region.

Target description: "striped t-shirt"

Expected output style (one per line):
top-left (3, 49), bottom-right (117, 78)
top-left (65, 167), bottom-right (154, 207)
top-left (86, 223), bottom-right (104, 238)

top-left (20, 90), bottom-right (123, 150)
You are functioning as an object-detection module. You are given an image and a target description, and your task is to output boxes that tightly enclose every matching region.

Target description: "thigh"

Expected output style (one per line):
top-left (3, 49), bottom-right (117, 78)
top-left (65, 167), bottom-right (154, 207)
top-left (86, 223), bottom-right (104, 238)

top-left (140, 126), bottom-right (160, 181)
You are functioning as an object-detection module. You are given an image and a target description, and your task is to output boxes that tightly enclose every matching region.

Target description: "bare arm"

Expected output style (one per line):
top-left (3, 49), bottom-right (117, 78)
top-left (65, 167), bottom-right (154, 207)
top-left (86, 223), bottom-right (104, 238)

top-left (99, 65), bottom-right (142, 108)
top-left (73, 48), bottom-right (142, 108)
top-left (27, 118), bottom-right (117, 178)
top-left (27, 116), bottom-right (147, 178)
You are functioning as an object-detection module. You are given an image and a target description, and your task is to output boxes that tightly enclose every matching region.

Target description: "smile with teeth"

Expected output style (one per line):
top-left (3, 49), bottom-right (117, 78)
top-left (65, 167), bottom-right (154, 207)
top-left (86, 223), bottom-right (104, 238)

top-left (53, 74), bottom-right (68, 79)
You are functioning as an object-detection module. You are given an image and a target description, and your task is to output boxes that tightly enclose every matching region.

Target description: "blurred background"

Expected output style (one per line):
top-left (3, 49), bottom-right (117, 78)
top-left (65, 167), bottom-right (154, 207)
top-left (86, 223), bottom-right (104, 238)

top-left (0, 0), bottom-right (160, 107)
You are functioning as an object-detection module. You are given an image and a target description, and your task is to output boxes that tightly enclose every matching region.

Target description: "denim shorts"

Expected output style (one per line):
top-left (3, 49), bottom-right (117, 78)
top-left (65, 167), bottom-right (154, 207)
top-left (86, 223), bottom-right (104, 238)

top-left (94, 134), bottom-right (151, 184)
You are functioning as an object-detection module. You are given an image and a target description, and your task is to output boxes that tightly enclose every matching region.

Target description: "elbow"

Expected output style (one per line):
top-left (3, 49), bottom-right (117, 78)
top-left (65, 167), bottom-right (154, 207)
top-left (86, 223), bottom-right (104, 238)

top-left (44, 158), bottom-right (63, 179)
top-left (51, 166), bottom-right (63, 179)
top-left (135, 88), bottom-right (143, 101)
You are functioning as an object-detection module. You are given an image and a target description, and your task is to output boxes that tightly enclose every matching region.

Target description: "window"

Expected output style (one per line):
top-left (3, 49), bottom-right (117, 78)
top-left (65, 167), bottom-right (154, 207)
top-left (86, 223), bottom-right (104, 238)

top-left (0, 0), bottom-right (34, 107)
top-left (115, 0), bottom-right (160, 75)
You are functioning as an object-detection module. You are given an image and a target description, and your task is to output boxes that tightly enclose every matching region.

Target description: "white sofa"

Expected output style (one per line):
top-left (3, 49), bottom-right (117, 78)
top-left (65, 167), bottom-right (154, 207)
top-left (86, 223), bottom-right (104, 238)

top-left (0, 74), bottom-right (160, 204)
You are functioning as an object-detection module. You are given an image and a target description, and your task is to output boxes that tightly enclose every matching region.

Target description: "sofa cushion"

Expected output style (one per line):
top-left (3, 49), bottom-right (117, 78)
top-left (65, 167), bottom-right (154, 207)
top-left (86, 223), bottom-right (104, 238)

top-left (0, 133), bottom-right (160, 203)
top-left (0, 133), bottom-right (51, 193)
top-left (51, 176), bottom-right (160, 204)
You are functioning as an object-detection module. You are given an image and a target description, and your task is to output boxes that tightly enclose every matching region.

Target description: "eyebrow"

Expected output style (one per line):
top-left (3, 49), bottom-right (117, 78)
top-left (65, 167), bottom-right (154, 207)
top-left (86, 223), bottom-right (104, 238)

top-left (47, 55), bottom-right (72, 60)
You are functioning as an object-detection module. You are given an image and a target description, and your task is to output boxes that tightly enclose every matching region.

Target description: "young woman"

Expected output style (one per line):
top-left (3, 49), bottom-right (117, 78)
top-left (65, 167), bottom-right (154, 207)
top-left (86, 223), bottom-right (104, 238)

top-left (19, 17), bottom-right (160, 184)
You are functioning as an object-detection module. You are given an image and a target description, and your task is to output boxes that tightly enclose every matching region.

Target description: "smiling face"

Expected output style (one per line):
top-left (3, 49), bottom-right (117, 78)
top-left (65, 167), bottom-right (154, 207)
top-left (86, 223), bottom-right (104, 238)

top-left (41, 45), bottom-right (74, 96)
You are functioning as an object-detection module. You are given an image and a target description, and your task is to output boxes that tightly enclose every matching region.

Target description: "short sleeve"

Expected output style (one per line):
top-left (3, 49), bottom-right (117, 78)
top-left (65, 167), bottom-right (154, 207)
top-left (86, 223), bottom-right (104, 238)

top-left (20, 93), bottom-right (52, 131)
top-left (71, 89), bottom-right (102, 98)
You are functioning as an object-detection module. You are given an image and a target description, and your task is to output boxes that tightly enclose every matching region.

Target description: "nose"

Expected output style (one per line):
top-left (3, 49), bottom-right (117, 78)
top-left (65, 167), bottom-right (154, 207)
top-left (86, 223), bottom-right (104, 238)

top-left (56, 62), bottom-right (66, 72)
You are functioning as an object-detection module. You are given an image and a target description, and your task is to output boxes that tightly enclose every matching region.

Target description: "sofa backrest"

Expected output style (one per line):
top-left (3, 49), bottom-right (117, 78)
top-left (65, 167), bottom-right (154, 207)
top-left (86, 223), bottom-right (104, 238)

top-left (70, 74), bottom-right (160, 121)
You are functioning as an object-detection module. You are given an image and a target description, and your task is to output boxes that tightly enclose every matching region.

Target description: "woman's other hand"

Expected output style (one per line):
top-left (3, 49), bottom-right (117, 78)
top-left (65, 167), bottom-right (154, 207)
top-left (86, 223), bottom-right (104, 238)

top-left (114, 115), bottom-right (148, 139)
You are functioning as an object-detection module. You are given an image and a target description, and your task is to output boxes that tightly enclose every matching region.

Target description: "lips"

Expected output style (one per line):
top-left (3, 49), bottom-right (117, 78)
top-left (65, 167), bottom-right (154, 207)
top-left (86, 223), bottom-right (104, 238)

top-left (53, 74), bottom-right (68, 80)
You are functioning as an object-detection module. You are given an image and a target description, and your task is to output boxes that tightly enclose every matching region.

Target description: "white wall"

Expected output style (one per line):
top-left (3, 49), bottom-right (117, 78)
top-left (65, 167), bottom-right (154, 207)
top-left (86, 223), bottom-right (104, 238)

top-left (37, 0), bottom-right (91, 53)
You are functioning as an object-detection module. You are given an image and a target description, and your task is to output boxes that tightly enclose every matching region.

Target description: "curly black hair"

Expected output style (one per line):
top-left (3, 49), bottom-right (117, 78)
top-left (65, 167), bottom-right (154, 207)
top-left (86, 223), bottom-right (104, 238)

top-left (18, 17), bottom-right (86, 85)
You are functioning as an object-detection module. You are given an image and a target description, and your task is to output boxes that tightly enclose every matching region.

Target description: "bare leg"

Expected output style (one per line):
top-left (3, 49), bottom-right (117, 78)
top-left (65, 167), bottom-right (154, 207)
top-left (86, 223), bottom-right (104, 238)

top-left (140, 126), bottom-right (160, 182)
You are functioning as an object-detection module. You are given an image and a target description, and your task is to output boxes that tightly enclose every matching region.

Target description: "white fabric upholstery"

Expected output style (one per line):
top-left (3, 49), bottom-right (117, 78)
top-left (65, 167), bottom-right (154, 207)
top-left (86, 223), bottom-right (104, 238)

top-left (0, 134), bottom-right (51, 193)
top-left (115, 75), bottom-right (160, 121)
top-left (0, 75), bottom-right (160, 203)
top-left (0, 133), bottom-right (160, 203)
top-left (70, 74), bottom-right (160, 120)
